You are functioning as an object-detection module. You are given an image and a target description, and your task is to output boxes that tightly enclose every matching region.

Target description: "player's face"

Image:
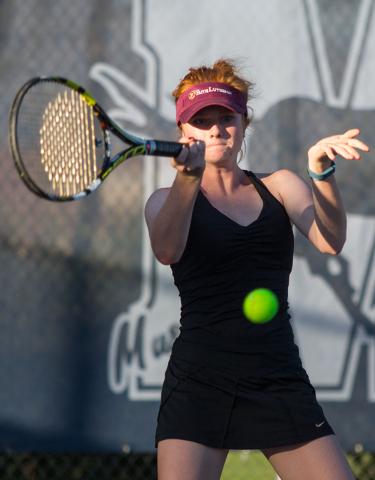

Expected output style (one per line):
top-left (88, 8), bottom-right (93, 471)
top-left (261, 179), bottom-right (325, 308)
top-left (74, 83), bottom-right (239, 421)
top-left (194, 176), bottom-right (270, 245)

top-left (182, 105), bottom-right (248, 165)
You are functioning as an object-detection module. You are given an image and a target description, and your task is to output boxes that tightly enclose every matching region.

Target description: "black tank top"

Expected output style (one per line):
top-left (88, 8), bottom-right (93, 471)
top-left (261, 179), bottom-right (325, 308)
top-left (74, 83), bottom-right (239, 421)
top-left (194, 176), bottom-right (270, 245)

top-left (171, 171), bottom-right (295, 343)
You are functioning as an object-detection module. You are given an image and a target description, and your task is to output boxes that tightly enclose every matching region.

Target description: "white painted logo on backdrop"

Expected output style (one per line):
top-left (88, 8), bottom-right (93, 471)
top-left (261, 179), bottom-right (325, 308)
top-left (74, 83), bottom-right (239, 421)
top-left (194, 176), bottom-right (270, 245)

top-left (89, 0), bottom-right (375, 401)
top-left (290, 215), bottom-right (375, 402)
top-left (293, 0), bottom-right (375, 402)
top-left (89, 0), bottom-right (180, 401)
top-left (304, 0), bottom-right (373, 108)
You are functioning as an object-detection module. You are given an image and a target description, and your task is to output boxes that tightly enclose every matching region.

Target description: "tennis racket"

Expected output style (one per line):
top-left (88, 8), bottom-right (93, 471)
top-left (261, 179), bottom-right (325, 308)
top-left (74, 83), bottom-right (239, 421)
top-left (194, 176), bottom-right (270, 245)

top-left (8, 76), bottom-right (183, 201)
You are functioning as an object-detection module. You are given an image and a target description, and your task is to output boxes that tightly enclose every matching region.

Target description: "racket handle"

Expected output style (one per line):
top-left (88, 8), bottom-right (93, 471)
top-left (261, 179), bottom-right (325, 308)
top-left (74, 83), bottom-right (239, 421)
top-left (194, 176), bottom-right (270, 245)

top-left (147, 140), bottom-right (183, 157)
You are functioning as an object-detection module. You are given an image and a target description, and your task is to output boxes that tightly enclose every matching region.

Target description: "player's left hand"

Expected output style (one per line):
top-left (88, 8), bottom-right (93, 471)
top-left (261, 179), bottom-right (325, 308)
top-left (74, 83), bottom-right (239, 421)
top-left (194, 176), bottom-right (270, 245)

top-left (308, 129), bottom-right (370, 174)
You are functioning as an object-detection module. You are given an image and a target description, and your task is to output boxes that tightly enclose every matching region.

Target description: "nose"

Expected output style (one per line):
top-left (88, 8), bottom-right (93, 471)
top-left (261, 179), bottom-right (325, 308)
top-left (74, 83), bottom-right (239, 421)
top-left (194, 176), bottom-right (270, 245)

top-left (209, 123), bottom-right (222, 138)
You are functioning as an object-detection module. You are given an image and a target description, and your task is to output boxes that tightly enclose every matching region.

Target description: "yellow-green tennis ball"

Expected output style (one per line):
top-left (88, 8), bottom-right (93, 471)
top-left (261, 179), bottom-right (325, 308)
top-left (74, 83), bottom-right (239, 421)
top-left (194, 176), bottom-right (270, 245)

top-left (243, 288), bottom-right (279, 323)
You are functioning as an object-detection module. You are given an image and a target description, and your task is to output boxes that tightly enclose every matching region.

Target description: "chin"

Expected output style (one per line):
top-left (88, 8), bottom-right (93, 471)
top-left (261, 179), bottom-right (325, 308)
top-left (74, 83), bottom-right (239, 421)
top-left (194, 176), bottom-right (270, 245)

top-left (205, 152), bottom-right (226, 161)
top-left (206, 148), bottom-right (230, 162)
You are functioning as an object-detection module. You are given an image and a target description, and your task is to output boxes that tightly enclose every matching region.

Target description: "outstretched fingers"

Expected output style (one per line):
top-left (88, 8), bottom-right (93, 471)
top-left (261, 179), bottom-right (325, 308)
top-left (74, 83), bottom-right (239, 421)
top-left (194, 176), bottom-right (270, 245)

top-left (346, 137), bottom-right (370, 152)
top-left (316, 129), bottom-right (369, 160)
top-left (326, 143), bottom-right (361, 160)
top-left (341, 128), bottom-right (360, 138)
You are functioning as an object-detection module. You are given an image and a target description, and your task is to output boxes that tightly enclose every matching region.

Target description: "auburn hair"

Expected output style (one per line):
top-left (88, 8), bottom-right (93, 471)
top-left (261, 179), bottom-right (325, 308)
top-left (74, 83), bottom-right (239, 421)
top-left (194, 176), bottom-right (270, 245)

top-left (172, 58), bottom-right (254, 107)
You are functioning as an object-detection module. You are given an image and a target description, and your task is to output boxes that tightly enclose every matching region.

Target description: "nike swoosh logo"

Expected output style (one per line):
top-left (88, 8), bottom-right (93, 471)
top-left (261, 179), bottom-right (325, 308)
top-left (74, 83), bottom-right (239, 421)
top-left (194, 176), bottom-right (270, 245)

top-left (315, 422), bottom-right (325, 427)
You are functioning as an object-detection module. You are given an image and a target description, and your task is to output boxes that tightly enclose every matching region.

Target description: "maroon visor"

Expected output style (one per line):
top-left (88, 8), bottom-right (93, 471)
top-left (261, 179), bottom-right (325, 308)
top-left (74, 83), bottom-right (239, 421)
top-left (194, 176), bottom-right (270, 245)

top-left (176, 81), bottom-right (248, 125)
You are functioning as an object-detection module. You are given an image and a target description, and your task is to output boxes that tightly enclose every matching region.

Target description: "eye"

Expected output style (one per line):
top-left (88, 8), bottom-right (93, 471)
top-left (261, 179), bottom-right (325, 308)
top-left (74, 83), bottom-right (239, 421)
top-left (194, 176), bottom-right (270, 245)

top-left (223, 115), bottom-right (235, 122)
top-left (191, 118), bottom-right (208, 126)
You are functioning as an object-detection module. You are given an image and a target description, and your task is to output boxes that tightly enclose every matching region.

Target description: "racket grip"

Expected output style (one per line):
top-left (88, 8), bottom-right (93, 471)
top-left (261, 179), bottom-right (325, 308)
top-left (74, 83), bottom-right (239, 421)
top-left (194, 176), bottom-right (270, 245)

top-left (148, 140), bottom-right (183, 157)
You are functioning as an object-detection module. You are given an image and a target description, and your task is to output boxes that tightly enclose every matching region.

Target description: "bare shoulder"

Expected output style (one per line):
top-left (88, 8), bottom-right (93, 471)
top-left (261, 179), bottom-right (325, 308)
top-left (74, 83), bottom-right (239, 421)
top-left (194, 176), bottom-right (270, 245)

top-left (256, 169), bottom-right (304, 184)
top-left (254, 170), bottom-right (310, 205)
top-left (144, 187), bottom-right (171, 222)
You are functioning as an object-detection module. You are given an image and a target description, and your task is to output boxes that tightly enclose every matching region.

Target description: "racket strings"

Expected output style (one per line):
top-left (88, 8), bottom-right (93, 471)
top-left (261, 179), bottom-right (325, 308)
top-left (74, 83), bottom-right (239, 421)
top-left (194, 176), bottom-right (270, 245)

top-left (38, 88), bottom-right (98, 196)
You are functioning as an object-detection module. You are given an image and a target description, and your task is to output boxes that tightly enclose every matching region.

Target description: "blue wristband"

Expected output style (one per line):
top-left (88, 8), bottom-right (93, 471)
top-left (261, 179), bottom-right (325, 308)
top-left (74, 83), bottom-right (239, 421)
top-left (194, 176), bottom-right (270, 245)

top-left (307, 161), bottom-right (335, 180)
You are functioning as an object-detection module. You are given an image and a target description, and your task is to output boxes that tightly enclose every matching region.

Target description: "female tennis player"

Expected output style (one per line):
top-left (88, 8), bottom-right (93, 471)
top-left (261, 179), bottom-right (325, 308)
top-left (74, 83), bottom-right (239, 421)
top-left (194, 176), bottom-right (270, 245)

top-left (145, 59), bottom-right (369, 480)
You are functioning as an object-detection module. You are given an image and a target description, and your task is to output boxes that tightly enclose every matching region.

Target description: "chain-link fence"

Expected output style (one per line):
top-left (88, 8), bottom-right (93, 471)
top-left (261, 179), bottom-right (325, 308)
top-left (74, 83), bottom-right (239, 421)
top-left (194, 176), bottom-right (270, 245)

top-left (0, 452), bottom-right (157, 480)
top-left (1, 0), bottom-right (375, 478)
top-left (1, 450), bottom-right (375, 480)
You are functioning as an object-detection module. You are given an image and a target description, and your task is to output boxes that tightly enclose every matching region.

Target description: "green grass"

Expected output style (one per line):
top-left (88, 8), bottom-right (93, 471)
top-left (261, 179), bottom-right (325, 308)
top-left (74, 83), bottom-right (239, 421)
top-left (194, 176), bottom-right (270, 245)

top-left (221, 450), bottom-right (375, 480)
top-left (221, 450), bottom-right (277, 480)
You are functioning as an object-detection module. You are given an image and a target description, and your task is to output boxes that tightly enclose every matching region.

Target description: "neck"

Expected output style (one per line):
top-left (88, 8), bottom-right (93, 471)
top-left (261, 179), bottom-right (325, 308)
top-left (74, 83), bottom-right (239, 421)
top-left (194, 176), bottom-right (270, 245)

top-left (201, 164), bottom-right (249, 195)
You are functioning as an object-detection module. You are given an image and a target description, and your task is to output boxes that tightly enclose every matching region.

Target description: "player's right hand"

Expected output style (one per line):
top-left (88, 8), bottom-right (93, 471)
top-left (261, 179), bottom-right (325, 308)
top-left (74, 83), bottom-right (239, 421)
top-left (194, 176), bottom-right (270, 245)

top-left (170, 136), bottom-right (206, 177)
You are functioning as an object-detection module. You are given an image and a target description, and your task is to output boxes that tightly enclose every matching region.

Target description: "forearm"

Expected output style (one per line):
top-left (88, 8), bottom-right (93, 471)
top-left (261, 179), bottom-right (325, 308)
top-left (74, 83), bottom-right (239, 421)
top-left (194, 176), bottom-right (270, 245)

top-left (310, 175), bottom-right (347, 254)
top-left (150, 172), bottom-right (202, 265)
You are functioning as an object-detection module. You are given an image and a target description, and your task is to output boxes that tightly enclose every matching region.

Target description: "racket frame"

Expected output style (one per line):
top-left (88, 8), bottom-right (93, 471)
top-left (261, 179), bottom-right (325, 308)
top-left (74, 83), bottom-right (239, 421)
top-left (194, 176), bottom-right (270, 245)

top-left (9, 76), bottom-right (182, 201)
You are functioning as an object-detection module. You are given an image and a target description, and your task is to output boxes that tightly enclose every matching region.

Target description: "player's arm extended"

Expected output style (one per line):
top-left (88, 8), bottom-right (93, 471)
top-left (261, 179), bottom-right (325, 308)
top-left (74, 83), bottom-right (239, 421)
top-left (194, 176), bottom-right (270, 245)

top-left (144, 138), bottom-right (205, 265)
top-left (277, 129), bottom-right (369, 255)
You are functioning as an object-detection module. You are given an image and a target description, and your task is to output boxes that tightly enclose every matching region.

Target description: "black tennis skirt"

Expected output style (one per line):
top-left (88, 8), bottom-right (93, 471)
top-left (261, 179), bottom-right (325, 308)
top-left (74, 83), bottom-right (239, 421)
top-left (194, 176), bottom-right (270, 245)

top-left (155, 330), bottom-right (334, 450)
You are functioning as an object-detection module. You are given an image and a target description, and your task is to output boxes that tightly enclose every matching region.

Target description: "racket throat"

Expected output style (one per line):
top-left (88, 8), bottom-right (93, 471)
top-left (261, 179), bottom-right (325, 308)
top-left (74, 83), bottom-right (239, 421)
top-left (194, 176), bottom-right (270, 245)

top-left (146, 140), bottom-right (157, 155)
